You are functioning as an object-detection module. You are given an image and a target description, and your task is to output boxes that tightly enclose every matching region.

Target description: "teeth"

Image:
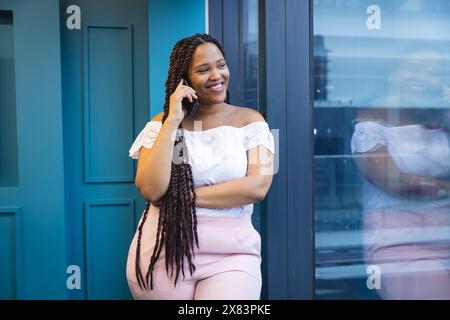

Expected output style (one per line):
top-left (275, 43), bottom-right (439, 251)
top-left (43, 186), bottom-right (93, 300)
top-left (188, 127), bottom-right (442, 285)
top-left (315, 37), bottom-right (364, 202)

top-left (211, 83), bottom-right (222, 89)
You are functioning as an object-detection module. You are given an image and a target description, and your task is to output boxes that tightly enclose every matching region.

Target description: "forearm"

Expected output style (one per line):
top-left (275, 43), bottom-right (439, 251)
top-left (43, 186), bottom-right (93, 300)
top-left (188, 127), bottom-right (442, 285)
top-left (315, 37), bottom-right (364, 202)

top-left (363, 163), bottom-right (447, 198)
top-left (389, 172), bottom-right (449, 199)
top-left (194, 175), bottom-right (270, 209)
top-left (355, 151), bottom-right (449, 199)
top-left (135, 118), bottom-right (179, 202)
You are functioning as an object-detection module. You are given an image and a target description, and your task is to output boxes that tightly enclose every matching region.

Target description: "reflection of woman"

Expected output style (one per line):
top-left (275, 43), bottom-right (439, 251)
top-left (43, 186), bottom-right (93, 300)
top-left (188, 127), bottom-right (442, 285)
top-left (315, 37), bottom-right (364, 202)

top-left (351, 48), bottom-right (450, 299)
top-left (352, 108), bottom-right (450, 299)
top-left (125, 34), bottom-right (275, 300)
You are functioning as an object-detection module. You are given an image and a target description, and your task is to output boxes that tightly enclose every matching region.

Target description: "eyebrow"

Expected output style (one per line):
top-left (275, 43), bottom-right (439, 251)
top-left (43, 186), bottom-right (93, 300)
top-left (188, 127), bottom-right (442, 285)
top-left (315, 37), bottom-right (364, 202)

top-left (194, 59), bottom-right (225, 69)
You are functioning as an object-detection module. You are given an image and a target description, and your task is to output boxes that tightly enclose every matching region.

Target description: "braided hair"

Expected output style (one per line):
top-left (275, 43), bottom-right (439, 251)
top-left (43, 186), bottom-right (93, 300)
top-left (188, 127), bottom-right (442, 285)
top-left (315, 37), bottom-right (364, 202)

top-left (135, 33), bottom-right (229, 290)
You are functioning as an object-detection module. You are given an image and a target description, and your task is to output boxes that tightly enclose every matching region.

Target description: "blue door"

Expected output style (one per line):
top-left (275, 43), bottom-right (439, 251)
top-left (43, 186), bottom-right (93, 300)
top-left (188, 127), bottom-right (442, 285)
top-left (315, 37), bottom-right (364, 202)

top-left (61, 0), bottom-right (149, 299)
top-left (0, 0), bottom-right (68, 299)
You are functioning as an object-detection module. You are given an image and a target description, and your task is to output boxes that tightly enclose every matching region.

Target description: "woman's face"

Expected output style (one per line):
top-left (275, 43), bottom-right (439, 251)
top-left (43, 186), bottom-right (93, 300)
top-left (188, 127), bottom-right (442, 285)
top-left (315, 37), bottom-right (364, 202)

top-left (187, 43), bottom-right (230, 105)
top-left (392, 49), bottom-right (444, 104)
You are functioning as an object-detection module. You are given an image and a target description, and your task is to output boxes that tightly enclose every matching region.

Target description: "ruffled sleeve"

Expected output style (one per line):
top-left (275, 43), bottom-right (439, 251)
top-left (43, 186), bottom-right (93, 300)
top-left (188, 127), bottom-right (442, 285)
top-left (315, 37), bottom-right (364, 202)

top-left (243, 121), bottom-right (275, 154)
top-left (351, 121), bottom-right (387, 154)
top-left (128, 121), bottom-right (162, 159)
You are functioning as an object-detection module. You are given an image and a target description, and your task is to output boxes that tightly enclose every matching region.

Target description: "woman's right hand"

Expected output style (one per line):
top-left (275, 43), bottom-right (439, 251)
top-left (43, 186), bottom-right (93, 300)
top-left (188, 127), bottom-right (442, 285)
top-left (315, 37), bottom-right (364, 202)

top-left (168, 79), bottom-right (198, 124)
top-left (424, 179), bottom-right (450, 199)
top-left (410, 177), bottom-right (450, 200)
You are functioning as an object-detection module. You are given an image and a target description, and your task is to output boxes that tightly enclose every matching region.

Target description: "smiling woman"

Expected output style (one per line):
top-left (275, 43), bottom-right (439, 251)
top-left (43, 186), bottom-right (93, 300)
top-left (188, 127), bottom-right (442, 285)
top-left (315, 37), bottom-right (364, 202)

top-left (125, 33), bottom-right (275, 300)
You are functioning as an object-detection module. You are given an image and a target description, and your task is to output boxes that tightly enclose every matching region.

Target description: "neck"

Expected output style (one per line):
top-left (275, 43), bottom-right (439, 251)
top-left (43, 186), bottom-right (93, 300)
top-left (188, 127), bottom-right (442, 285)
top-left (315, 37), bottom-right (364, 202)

top-left (193, 102), bottom-right (225, 119)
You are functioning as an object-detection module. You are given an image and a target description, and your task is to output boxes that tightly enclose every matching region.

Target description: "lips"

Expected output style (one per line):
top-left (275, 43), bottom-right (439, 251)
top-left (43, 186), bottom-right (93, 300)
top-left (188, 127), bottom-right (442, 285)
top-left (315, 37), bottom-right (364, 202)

top-left (206, 82), bottom-right (225, 92)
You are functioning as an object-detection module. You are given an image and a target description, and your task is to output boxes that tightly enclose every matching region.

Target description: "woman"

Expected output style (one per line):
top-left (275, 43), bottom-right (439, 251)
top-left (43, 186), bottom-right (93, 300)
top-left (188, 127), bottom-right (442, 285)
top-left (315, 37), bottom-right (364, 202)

top-left (126, 33), bottom-right (275, 300)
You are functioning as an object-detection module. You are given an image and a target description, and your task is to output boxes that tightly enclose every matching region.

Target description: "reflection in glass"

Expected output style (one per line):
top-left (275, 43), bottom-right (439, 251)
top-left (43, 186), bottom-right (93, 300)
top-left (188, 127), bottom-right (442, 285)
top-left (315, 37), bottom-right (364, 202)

top-left (240, 0), bottom-right (259, 108)
top-left (314, 0), bottom-right (450, 299)
top-left (351, 48), bottom-right (450, 300)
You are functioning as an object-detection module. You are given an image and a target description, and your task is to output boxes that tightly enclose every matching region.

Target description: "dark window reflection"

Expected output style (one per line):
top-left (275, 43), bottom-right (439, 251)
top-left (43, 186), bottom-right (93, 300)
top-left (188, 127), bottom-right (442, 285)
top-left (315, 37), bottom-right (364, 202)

top-left (314, 35), bottom-right (330, 101)
top-left (240, 0), bottom-right (259, 108)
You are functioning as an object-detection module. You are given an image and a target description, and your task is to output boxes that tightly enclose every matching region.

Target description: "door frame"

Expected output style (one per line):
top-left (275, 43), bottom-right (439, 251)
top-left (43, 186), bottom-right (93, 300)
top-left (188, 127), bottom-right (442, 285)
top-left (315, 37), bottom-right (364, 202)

top-left (264, 0), bottom-right (315, 299)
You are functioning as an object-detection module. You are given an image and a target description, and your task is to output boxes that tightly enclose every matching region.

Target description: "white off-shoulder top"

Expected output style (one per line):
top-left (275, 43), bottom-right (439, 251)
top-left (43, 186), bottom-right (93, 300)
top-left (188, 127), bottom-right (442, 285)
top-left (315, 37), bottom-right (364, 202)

top-left (129, 121), bottom-right (275, 217)
top-left (351, 120), bottom-right (450, 212)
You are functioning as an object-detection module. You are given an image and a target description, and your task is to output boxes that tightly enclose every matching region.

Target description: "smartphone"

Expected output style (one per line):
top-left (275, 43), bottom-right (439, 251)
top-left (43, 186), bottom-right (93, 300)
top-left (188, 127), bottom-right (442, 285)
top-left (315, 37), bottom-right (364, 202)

top-left (182, 79), bottom-right (199, 118)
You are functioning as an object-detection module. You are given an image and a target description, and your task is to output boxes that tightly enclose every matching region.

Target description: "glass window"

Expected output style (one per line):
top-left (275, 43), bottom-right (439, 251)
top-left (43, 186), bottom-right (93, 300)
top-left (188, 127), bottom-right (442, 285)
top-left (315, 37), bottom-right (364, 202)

top-left (240, 0), bottom-right (259, 108)
top-left (0, 10), bottom-right (18, 187)
top-left (314, 0), bottom-right (450, 299)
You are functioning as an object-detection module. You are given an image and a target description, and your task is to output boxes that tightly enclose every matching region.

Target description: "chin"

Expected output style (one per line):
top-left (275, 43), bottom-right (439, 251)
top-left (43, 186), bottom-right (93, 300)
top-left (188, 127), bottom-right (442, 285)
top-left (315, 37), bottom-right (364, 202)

top-left (207, 94), bottom-right (227, 104)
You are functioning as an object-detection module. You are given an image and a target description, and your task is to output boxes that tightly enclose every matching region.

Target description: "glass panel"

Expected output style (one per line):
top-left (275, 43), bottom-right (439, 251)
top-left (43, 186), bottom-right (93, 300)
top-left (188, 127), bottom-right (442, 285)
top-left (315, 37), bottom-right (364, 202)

top-left (314, 0), bottom-right (450, 299)
top-left (0, 10), bottom-right (18, 187)
top-left (240, 0), bottom-right (259, 108)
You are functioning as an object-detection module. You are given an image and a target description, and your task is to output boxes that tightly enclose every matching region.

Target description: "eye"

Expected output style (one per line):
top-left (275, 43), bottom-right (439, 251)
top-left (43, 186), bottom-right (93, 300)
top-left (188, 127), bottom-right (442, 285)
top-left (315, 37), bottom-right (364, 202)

top-left (218, 63), bottom-right (226, 68)
top-left (197, 69), bottom-right (208, 73)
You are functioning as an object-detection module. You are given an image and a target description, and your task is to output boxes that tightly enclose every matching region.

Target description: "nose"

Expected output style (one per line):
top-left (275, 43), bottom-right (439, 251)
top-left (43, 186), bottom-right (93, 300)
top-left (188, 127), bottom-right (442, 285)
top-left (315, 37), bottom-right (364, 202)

top-left (209, 68), bottom-right (222, 81)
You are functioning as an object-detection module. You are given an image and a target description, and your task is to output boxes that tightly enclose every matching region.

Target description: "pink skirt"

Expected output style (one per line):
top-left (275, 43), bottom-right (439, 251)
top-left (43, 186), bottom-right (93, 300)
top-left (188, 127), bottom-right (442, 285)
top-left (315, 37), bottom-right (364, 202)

top-left (363, 207), bottom-right (450, 300)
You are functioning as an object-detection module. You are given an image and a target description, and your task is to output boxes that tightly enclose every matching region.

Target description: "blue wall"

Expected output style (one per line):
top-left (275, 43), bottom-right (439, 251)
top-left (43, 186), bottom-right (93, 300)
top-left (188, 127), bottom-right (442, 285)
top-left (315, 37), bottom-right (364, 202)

top-left (148, 0), bottom-right (206, 119)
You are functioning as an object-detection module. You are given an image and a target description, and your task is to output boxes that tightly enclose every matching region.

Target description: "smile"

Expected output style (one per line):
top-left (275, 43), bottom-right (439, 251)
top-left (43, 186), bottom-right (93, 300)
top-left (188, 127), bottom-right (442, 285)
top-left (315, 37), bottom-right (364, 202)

top-left (207, 82), bottom-right (224, 92)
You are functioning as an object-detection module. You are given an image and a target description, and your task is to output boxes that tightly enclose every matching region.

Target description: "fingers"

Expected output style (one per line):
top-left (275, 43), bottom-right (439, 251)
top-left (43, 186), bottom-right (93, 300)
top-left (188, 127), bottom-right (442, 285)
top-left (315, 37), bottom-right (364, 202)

top-left (182, 84), bottom-right (196, 94)
top-left (186, 91), bottom-right (198, 103)
top-left (185, 88), bottom-right (198, 100)
top-left (174, 79), bottom-right (198, 101)
top-left (180, 86), bottom-right (198, 100)
top-left (178, 79), bottom-right (197, 94)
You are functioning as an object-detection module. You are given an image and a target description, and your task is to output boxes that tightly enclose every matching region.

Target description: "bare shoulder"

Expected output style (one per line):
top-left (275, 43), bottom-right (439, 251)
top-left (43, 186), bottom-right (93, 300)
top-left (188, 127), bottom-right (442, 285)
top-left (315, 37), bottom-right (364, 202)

top-left (230, 106), bottom-right (266, 126)
top-left (150, 112), bottom-right (164, 123)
